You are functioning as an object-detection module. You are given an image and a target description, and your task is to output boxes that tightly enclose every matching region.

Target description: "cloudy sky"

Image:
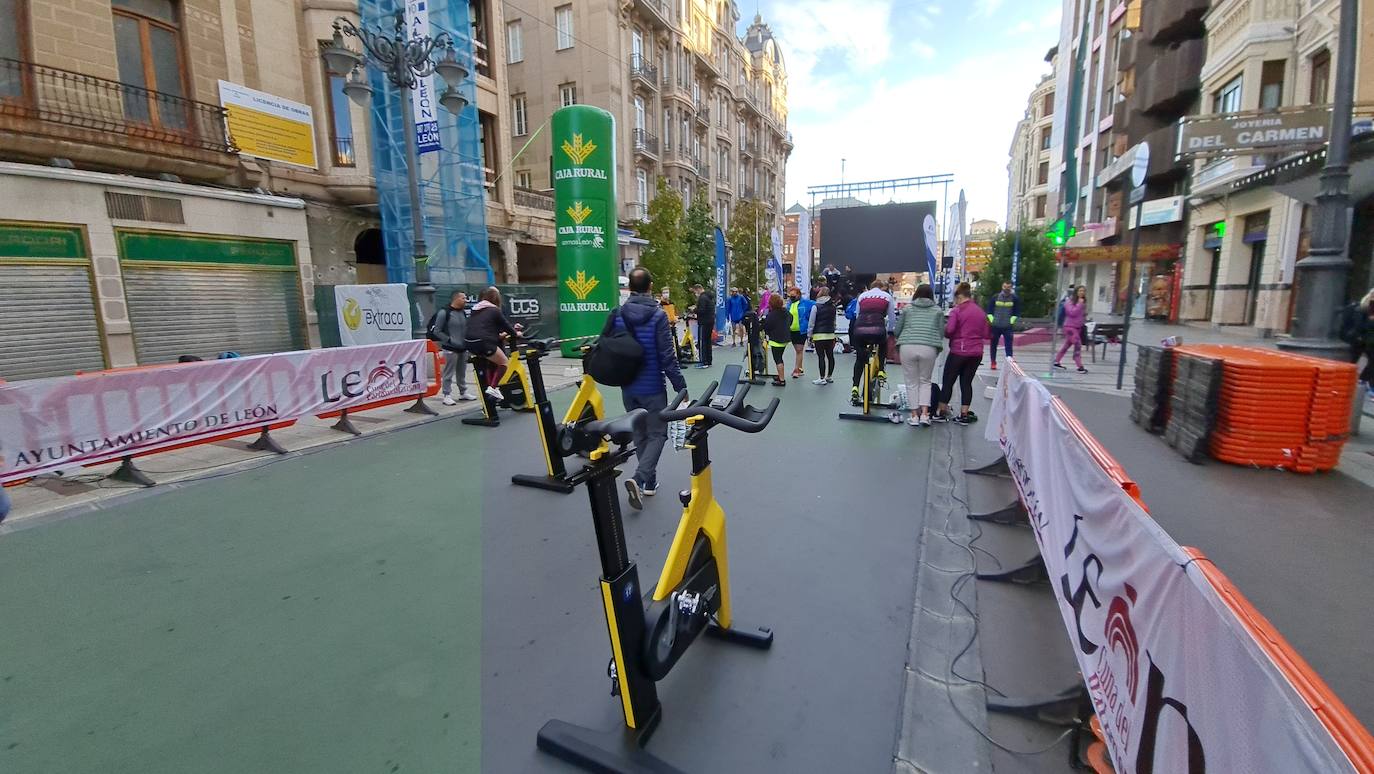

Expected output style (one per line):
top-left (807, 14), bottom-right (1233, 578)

top-left (745, 0), bottom-right (1061, 227)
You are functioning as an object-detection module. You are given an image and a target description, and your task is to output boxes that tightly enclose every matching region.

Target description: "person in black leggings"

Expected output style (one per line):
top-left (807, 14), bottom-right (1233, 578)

top-left (936, 282), bottom-right (990, 425)
top-left (807, 283), bottom-right (838, 384)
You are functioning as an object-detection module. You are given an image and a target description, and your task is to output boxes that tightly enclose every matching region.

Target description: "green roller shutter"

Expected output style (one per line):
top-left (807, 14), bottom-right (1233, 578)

top-left (116, 230), bottom-right (306, 364)
top-left (0, 223), bottom-right (106, 381)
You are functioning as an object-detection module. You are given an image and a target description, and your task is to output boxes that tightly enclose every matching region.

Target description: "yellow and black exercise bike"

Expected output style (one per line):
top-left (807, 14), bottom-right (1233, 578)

top-left (510, 339), bottom-right (607, 494)
top-left (838, 337), bottom-right (899, 423)
top-left (537, 364), bottom-right (779, 773)
top-left (462, 336), bottom-right (538, 428)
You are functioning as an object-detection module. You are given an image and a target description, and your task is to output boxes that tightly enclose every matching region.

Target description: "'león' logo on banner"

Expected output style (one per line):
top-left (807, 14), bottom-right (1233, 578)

top-left (342, 298), bottom-right (363, 331)
top-left (565, 271), bottom-right (600, 300)
top-left (561, 133), bottom-right (596, 164)
top-left (566, 201), bottom-right (593, 225)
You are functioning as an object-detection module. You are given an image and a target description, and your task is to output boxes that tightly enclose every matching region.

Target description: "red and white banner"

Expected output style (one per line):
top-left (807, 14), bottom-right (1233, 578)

top-left (986, 362), bottom-right (1366, 773)
top-left (0, 341), bottom-right (427, 483)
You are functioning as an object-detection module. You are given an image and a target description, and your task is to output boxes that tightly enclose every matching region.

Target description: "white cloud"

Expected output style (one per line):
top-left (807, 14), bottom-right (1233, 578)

top-left (975, 0), bottom-right (1005, 18)
top-left (782, 44), bottom-right (1056, 228)
top-left (766, 0), bottom-right (895, 81)
top-left (910, 40), bottom-right (936, 60)
top-left (1014, 20), bottom-right (1035, 34)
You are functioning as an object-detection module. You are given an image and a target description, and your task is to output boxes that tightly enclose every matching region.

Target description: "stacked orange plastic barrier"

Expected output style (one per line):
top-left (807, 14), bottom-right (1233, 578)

top-left (1172, 344), bottom-right (1358, 473)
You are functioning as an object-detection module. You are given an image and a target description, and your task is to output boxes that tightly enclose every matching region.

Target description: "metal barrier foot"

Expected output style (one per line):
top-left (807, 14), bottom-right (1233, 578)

top-left (404, 395), bottom-right (438, 416)
top-left (968, 500), bottom-right (1028, 526)
top-left (965, 456), bottom-right (1012, 478)
top-left (331, 410), bottom-right (362, 436)
top-left (987, 684), bottom-right (1090, 727)
top-left (247, 426), bottom-right (288, 455)
top-left (111, 456), bottom-right (155, 487)
top-left (976, 555), bottom-right (1048, 584)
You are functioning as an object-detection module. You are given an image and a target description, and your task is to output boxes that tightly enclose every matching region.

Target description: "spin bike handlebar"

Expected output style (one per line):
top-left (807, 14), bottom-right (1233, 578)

top-left (660, 381), bottom-right (779, 433)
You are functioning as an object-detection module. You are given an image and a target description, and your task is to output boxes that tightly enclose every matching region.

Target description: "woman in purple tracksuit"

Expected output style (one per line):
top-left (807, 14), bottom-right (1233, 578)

top-left (936, 282), bottom-right (990, 425)
top-left (1054, 285), bottom-right (1090, 374)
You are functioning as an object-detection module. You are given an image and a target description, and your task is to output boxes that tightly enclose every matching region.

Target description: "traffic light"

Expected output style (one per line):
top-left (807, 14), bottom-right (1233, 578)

top-left (1046, 218), bottom-right (1076, 246)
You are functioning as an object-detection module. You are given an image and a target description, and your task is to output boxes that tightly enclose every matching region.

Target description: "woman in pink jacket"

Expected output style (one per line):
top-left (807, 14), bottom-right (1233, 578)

top-left (1054, 285), bottom-right (1090, 373)
top-left (937, 282), bottom-right (990, 425)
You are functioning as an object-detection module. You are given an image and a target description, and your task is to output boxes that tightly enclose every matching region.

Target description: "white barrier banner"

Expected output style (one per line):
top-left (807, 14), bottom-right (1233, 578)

top-left (985, 364), bottom-right (1357, 773)
top-left (335, 283), bottom-right (414, 345)
top-left (0, 341), bottom-right (427, 483)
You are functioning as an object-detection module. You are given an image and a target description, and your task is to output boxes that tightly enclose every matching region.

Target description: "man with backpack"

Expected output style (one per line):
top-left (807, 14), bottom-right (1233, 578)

top-left (428, 290), bottom-right (477, 404)
top-left (595, 267), bottom-right (688, 508)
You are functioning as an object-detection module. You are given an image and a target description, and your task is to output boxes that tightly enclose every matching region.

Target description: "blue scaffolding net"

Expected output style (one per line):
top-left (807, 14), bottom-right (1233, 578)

top-left (360, 0), bottom-right (491, 285)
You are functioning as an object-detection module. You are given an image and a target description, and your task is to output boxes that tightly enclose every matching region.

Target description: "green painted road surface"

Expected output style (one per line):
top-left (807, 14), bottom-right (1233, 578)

top-left (1, 425), bottom-right (486, 774)
top-left (2, 357), bottom-right (940, 773)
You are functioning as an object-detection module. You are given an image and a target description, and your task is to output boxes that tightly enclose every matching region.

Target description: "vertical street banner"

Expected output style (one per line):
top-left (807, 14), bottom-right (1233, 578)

top-left (714, 226), bottom-right (729, 336)
top-left (334, 284), bottom-right (413, 346)
top-left (552, 106), bottom-right (619, 356)
top-left (796, 209), bottom-right (812, 297)
top-left (406, 0), bottom-right (441, 154)
top-left (922, 213), bottom-right (938, 282)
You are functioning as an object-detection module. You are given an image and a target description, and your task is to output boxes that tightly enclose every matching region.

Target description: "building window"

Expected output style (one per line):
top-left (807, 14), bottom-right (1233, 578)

top-left (112, 0), bottom-right (189, 129)
top-left (1260, 60), bottom-right (1285, 110)
top-left (554, 5), bottom-right (574, 50)
top-left (516, 170), bottom-right (532, 189)
top-left (559, 82), bottom-right (576, 107)
top-left (1214, 74), bottom-right (1242, 114)
top-left (663, 108), bottom-right (672, 147)
top-left (634, 96), bottom-right (645, 130)
top-left (1035, 195), bottom-right (1047, 219)
top-left (1, 0), bottom-right (29, 98)
top-left (322, 62), bottom-right (354, 167)
top-left (506, 20), bottom-right (523, 63)
top-left (1037, 161), bottom-right (1049, 185)
top-left (1042, 91), bottom-right (1054, 117)
top-left (1309, 49), bottom-right (1330, 104)
top-left (512, 93), bottom-right (527, 136)
top-left (636, 167), bottom-right (648, 204)
top-left (1040, 126), bottom-right (1052, 150)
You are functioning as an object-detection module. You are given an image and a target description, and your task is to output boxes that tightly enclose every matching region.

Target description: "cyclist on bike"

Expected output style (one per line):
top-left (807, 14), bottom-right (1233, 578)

top-left (850, 279), bottom-right (895, 405)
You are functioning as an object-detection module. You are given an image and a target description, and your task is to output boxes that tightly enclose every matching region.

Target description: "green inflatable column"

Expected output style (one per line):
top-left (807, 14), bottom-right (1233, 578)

top-left (552, 105), bottom-right (619, 357)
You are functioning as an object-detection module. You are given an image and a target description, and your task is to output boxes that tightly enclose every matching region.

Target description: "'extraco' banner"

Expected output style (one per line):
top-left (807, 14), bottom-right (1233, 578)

top-left (985, 362), bottom-right (1366, 772)
top-left (335, 283), bottom-right (413, 346)
top-left (0, 341), bottom-right (427, 483)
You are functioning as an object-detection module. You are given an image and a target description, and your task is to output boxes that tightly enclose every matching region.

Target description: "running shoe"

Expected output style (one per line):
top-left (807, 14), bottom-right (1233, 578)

top-left (964, 411), bottom-right (979, 423)
top-left (920, 414), bottom-right (932, 427)
top-left (484, 386), bottom-right (504, 400)
top-left (1053, 363), bottom-right (1067, 370)
top-left (772, 378), bottom-right (786, 386)
top-left (907, 415), bottom-right (922, 427)
top-left (442, 395), bottom-right (457, 406)
top-left (951, 414), bottom-right (971, 426)
top-left (888, 411), bottom-right (903, 424)
top-left (1077, 367), bottom-right (1089, 373)
top-left (812, 378), bottom-right (827, 385)
top-left (931, 412), bottom-right (949, 423)
top-left (458, 391), bottom-right (478, 401)
top-left (990, 362), bottom-right (997, 371)
top-left (624, 478), bottom-right (644, 510)
top-left (850, 387), bottom-right (861, 405)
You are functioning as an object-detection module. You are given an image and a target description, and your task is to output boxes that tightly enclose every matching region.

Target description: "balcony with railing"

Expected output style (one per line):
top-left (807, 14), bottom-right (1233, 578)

top-left (630, 54), bottom-right (659, 91)
top-left (739, 185), bottom-right (755, 200)
top-left (694, 105), bottom-right (709, 126)
top-left (514, 186), bottom-right (555, 211)
top-left (332, 136), bottom-right (356, 167)
top-left (739, 139), bottom-right (756, 157)
top-left (781, 131), bottom-right (794, 150)
top-left (632, 128), bottom-right (660, 158)
top-left (0, 57), bottom-right (237, 179)
top-left (631, 0), bottom-right (674, 31)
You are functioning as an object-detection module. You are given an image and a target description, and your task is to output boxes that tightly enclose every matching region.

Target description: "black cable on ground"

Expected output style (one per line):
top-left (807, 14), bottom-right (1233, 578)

top-left (935, 427), bottom-right (1077, 757)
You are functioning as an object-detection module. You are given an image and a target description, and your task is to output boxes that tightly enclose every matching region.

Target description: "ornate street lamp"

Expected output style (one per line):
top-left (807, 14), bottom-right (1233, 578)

top-left (322, 11), bottom-right (470, 326)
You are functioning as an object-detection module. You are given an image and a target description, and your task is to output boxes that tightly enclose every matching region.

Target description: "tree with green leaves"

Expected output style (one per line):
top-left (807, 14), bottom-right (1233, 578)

top-left (682, 192), bottom-right (716, 298)
top-left (726, 199), bottom-right (769, 297)
top-left (975, 228), bottom-right (1059, 318)
top-left (636, 178), bottom-right (686, 303)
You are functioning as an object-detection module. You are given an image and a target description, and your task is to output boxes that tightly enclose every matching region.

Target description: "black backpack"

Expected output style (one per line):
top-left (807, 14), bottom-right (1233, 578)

top-left (584, 310), bottom-right (645, 387)
top-left (426, 308), bottom-right (446, 341)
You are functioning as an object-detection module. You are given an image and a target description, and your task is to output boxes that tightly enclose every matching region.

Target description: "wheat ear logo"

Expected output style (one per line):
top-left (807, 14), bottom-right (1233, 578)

top-left (565, 271), bottom-right (600, 300)
top-left (561, 133), bottom-right (597, 164)
top-left (566, 201), bottom-right (593, 225)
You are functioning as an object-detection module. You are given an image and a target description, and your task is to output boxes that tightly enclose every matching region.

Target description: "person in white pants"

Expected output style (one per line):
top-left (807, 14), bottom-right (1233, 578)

top-left (894, 284), bottom-right (945, 426)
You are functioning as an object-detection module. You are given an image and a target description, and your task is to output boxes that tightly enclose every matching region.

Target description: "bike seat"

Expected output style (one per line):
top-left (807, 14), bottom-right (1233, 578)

top-left (526, 337), bottom-right (557, 353)
top-left (583, 410), bottom-right (646, 445)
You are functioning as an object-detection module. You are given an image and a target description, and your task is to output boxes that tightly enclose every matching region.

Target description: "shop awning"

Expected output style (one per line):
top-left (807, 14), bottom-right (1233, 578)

top-left (1230, 131), bottom-right (1374, 204)
top-left (1059, 243), bottom-right (1181, 263)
